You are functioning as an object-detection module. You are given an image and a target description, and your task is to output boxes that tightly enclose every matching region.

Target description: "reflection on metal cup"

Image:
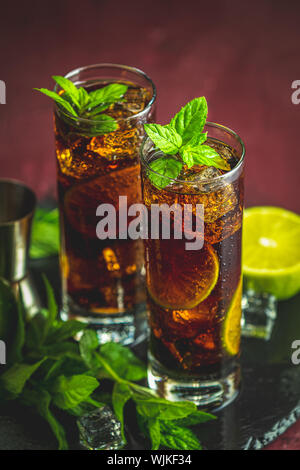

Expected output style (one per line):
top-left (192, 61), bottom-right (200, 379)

top-left (0, 178), bottom-right (40, 316)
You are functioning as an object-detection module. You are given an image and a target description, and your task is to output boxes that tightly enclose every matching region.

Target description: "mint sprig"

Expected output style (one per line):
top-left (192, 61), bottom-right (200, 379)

top-left (34, 88), bottom-right (79, 117)
top-left (0, 278), bottom-right (216, 450)
top-left (79, 333), bottom-right (216, 450)
top-left (143, 124), bottom-right (182, 154)
top-left (144, 97), bottom-right (230, 188)
top-left (170, 97), bottom-right (208, 144)
top-left (34, 76), bottom-right (128, 136)
top-left (148, 157), bottom-right (183, 189)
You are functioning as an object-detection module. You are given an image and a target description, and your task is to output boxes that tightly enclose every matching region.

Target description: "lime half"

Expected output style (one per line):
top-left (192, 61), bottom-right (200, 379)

top-left (243, 206), bottom-right (300, 299)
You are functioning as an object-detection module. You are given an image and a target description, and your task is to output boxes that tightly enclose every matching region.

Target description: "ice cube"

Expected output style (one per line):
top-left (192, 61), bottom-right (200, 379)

top-left (184, 166), bottom-right (238, 223)
top-left (194, 166), bottom-right (222, 181)
top-left (193, 332), bottom-right (216, 350)
top-left (207, 140), bottom-right (238, 169)
top-left (87, 127), bottom-right (139, 159)
top-left (103, 247), bottom-right (121, 272)
top-left (178, 165), bottom-right (224, 193)
top-left (182, 165), bottom-right (222, 190)
top-left (123, 86), bottom-right (150, 113)
top-left (77, 406), bottom-right (124, 450)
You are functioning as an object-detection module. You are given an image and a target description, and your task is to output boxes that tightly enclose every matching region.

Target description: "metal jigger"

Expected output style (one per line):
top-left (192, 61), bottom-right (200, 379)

top-left (0, 179), bottom-right (41, 317)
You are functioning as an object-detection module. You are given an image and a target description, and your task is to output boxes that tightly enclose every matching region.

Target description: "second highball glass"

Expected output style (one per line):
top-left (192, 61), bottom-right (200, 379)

top-left (54, 64), bottom-right (156, 346)
top-left (141, 122), bottom-right (245, 409)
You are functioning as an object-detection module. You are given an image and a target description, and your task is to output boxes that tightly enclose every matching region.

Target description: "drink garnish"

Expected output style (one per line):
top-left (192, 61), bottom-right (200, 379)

top-left (148, 243), bottom-right (219, 310)
top-left (34, 75), bottom-right (128, 135)
top-left (144, 97), bottom-right (230, 188)
top-left (0, 277), bottom-right (216, 450)
top-left (222, 277), bottom-right (243, 355)
top-left (243, 206), bottom-right (300, 299)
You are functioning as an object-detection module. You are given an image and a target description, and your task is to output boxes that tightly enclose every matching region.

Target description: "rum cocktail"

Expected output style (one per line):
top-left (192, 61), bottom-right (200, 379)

top-left (141, 100), bottom-right (245, 408)
top-left (36, 64), bottom-right (156, 345)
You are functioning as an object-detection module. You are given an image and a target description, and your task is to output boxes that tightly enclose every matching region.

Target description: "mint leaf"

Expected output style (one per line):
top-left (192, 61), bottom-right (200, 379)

top-left (44, 357), bottom-right (86, 382)
top-left (46, 320), bottom-right (85, 344)
top-left (43, 275), bottom-right (58, 331)
top-left (41, 341), bottom-right (79, 360)
top-left (52, 75), bottom-right (80, 108)
top-left (170, 97), bottom-right (207, 144)
top-left (188, 144), bottom-right (230, 170)
top-left (79, 329), bottom-right (102, 372)
top-left (21, 388), bottom-right (68, 450)
top-left (174, 409), bottom-right (216, 426)
top-left (34, 88), bottom-right (78, 116)
top-left (25, 313), bottom-right (48, 352)
top-left (87, 83), bottom-right (128, 109)
top-left (7, 295), bottom-right (25, 364)
top-left (160, 421), bottom-right (202, 450)
top-left (147, 418), bottom-right (161, 450)
top-left (0, 276), bottom-right (214, 451)
top-left (144, 124), bottom-right (182, 154)
top-left (42, 355), bottom-right (87, 386)
top-left (99, 342), bottom-right (147, 381)
top-left (134, 395), bottom-right (197, 420)
top-left (52, 374), bottom-right (99, 410)
top-left (180, 149), bottom-right (194, 168)
top-left (0, 359), bottom-right (45, 396)
top-left (183, 132), bottom-right (207, 147)
top-left (112, 382), bottom-right (132, 441)
top-left (88, 114), bottom-right (118, 136)
top-left (30, 208), bottom-right (59, 259)
top-left (81, 84), bottom-right (129, 118)
top-left (67, 399), bottom-right (104, 417)
top-left (85, 103), bottom-right (110, 116)
top-left (78, 87), bottom-right (90, 108)
top-left (148, 157), bottom-right (182, 189)
top-left (35, 79), bottom-right (128, 137)
top-left (144, 96), bottom-right (231, 176)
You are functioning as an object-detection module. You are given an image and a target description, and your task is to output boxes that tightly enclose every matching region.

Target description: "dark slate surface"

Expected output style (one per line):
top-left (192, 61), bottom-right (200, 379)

top-left (0, 258), bottom-right (299, 450)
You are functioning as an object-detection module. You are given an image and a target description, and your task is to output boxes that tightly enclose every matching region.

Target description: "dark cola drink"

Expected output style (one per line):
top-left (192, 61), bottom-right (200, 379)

top-left (141, 123), bottom-right (245, 408)
top-left (54, 64), bottom-right (156, 345)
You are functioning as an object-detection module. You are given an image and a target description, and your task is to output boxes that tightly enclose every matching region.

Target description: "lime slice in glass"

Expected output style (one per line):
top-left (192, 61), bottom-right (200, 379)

top-left (148, 242), bottom-right (219, 310)
top-left (222, 277), bottom-right (243, 355)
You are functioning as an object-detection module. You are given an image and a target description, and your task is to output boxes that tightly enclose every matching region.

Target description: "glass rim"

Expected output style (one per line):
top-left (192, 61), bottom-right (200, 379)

top-left (140, 121), bottom-right (245, 186)
top-left (53, 63), bottom-right (157, 124)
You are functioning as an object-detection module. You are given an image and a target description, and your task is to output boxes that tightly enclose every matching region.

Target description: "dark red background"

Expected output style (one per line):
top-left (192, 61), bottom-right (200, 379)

top-left (0, 0), bottom-right (299, 448)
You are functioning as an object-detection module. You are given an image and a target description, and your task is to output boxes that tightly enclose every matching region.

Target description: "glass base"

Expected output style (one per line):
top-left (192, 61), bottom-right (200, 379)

top-left (61, 297), bottom-right (148, 346)
top-left (147, 354), bottom-right (240, 410)
top-left (242, 290), bottom-right (277, 341)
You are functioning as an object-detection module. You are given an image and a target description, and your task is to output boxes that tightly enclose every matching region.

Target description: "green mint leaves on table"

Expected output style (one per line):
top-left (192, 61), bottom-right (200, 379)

top-left (30, 208), bottom-right (59, 259)
top-left (144, 97), bottom-right (230, 188)
top-left (34, 75), bottom-right (128, 136)
top-left (0, 278), bottom-right (216, 450)
top-left (80, 331), bottom-right (216, 450)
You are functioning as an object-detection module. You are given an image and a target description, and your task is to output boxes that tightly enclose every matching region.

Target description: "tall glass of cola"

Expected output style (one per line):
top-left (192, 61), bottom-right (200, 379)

top-left (141, 122), bottom-right (245, 409)
top-left (55, 64), bottom-right (156, 345)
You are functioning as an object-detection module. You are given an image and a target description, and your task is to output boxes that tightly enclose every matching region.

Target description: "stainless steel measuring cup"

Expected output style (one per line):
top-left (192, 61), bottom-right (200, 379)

top-left (0, 179), bottom-right (40, 315)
